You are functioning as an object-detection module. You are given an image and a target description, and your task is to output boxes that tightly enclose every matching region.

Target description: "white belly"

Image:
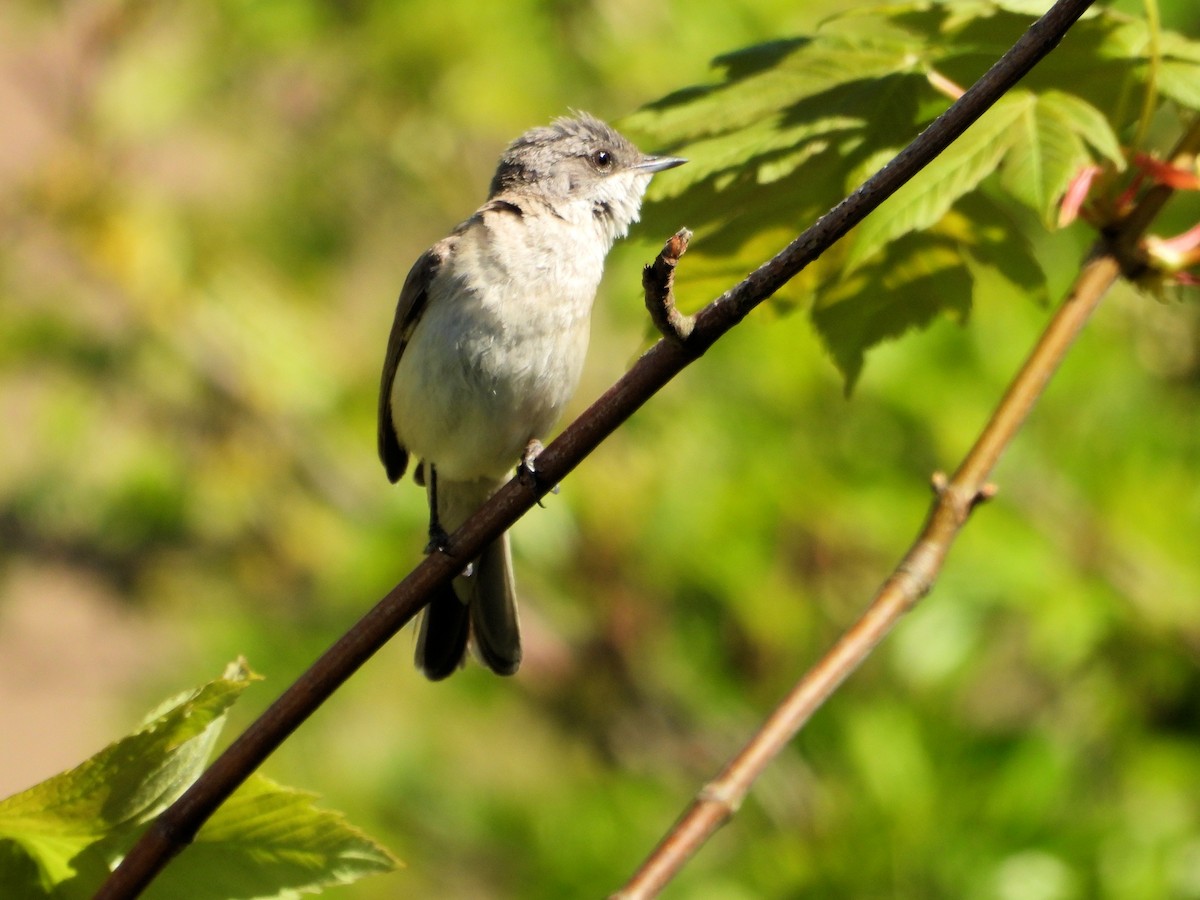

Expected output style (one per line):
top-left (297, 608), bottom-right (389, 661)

top-left (389, 215), bottom-right (600, 481)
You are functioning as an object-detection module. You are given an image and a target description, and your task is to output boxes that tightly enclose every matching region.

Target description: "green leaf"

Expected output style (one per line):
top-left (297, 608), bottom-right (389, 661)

top-left (643, 113), bottom-right (864, 202)
top-left (0, 660), bottom-right (258, 893)
top-left (144, 774), bottom-right (399, 900)
top-left (625, 33), bottom-right (924, 152)
top-left (999, 93), bottom-right (1088, 225)
top-left (0, 660), bottom-right (398, 897)
top-left (844, 92), bottom-right (1027, 271)
top-left (811, 189), bottom-right (1045, 390)
top-left (631, 1), bottom-right (1200, 391)
top-left (635, 71), bottom-right (933, 267)
top-left (1036, 90), bottom-right (1125, 167)
top-left (1157, 59), bottom-right (1200, 110)
top-left (813, 233), bottom-right (973, 390)
top-left (0, 838), bottom-right (49, 898)
top-left (949, 192), bottom-right (1049, 306)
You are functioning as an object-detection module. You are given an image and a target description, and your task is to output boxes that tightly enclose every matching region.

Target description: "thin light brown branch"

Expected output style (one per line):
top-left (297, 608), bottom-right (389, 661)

top-left (96, 1), bottom-right (1099, 896)
top-left (612, 253), bottom-right (1120, 900)
top-left (612, 118), bottom-right (1200, 900)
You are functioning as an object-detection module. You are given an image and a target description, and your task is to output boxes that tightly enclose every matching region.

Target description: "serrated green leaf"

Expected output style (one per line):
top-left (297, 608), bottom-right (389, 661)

top-left (142, 774), bottom-right (398, 900)
top-left (845, 92), bottom-right (1027, 271)
top-left (949, 191), bottom-right (1049, 304)
top-left (895, 2), bottom-right (1031, 64)
top-left (708, 37), bottom-right (810, 81)
top-left (624, 26), bottom-right (926, 152)
top-left (1036, 91), bottom-right (1125, 167)
top-left (645, 113), bottom-right (863, 201)
top-left (1116, 26), bottom-right (1200, 112)
top-left (1000, 93), bottom-right (1088, 224)
top-left (0, 660), bottom-right (258, 892)
top-left (639, 71), bottom-right (931, 245)
top-left (813, 234), bottom-right (972, 390)
top-left (756, 139), bottom-right (833, 186)
top-left (622, 41), bottom-right (813, 145)
top-left (630, 0), bottom-right (1198, 393)
top-left (808, 189), bottom-right (1046, 391)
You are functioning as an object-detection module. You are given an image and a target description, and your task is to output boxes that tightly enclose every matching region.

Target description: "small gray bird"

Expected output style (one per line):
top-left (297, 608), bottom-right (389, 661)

top-left (378, 113), bottom-right (684, 680)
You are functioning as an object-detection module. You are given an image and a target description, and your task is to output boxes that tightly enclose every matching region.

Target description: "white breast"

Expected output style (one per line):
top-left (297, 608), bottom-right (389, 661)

top-left (389, 206), bottom-right (605, 481)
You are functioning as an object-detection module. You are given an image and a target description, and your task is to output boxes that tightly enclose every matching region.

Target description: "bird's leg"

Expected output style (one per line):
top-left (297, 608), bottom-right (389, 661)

top-left (517, 438), bottom-right (560, 499)
top-left (520, 439), bottom-right (544, 476)
top-left (424, 464), bottom-right (451, 554)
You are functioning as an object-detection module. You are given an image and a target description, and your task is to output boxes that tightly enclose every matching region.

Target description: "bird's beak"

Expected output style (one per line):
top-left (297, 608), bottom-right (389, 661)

top-left (636, 155), bottom-right (687, 173)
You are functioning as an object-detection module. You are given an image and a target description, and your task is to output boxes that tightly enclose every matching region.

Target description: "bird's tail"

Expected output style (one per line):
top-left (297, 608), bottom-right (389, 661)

top-left (415, 475), bottom-right (521, 679)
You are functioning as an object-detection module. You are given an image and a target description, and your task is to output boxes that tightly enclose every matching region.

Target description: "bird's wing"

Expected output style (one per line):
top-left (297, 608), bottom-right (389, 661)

top-left (377, 236), bottom-right (454, 483)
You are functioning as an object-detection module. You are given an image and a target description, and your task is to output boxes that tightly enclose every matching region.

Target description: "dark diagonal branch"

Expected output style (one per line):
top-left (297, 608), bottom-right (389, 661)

top-left (612, 117), bottom-right (1200, 900)
top-left (96, 1), bottom-right (1098, 896)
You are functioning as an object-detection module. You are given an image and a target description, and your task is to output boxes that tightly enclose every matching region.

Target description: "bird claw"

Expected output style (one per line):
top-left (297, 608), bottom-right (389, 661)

top-left (517, 439), bottom-right (560, 500)
top-left (424, 524), bottom-right (451, 555)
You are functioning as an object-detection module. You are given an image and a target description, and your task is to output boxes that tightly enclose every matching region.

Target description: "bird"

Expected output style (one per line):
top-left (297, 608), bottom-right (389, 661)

top-left (378, 113), bottom-right (685, 679)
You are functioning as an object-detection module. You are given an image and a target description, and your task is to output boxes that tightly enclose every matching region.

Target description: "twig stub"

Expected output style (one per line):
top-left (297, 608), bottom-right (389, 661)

top-left (643, 228), bottom-right (695, 342)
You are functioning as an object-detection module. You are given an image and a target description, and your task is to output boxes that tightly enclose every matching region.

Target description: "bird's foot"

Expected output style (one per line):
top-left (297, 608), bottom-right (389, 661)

top-left (517, 439), bottom-right (560, 499)
top-left (424, 523), bottom-right (451, 555)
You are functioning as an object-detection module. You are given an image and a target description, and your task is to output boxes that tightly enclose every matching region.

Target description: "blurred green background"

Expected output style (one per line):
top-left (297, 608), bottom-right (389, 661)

top-left (2, 1), bottom-right (1199, 897)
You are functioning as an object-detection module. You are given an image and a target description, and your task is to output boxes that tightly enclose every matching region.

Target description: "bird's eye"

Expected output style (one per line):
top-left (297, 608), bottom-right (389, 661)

top-left (592, 149), bottom-right (613, 169)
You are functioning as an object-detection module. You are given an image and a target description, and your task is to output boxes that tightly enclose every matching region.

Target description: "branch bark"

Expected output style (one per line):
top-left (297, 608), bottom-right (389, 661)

top-left (612, 116), bottom-right (1200, 900)
top-left (95, 0), bottom-right (1100, 896)
top-left (643, 228), bottom-right (695, 341)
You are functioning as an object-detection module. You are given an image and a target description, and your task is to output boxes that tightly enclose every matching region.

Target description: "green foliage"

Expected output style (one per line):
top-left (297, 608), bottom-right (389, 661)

top-left (2, 0), bottom-right (1199, 898)
top-left (145, 774), bottom-right (399, 900)
top-left (0, 662), bottom-right (395, 898)
top-left (626, 1), bottom-right (1200, 386)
